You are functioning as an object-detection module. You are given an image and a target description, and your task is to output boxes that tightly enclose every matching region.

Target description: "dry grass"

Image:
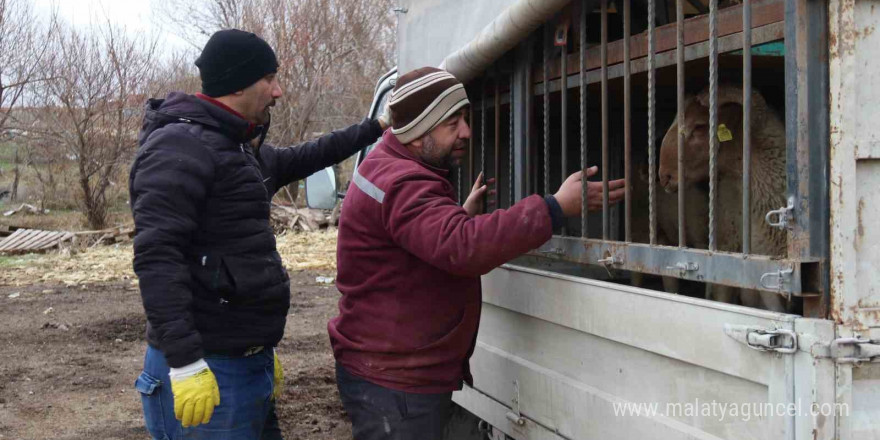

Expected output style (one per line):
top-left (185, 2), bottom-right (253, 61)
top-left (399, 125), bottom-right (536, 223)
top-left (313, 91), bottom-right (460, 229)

top-left (0, 229), bottom-right (339, 287)
top-left (275, 228), bottom-right (338, 271)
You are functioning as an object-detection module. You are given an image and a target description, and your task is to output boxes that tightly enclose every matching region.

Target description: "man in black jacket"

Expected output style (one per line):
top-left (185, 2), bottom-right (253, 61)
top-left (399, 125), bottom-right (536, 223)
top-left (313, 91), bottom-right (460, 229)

top-left (130, 29), bottom-right (386, 440)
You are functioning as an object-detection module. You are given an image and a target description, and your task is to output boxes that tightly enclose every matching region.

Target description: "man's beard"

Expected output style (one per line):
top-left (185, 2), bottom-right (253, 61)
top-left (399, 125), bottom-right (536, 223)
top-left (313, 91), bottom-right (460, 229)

top-left (421, 134), bottom-right (464, 169)
top-left (255, 100), bottom-right (276, 125)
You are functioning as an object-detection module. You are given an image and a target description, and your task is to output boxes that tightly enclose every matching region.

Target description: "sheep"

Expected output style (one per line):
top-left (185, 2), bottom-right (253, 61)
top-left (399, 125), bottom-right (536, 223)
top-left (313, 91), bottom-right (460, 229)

top-left (657, 83), bottom-right (788, 312)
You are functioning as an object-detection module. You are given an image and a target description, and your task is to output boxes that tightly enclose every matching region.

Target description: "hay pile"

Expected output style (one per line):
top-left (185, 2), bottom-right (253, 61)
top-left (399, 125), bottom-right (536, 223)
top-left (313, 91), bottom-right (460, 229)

top-left (275, 229), bottom-right (338, 271)
top-left (0, 230), bottom-right (339, 287)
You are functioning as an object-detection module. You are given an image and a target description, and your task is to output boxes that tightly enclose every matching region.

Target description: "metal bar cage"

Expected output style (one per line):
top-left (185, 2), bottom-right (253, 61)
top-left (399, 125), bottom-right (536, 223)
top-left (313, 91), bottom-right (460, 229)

top-left (456, 0), bottom-right (828, 313)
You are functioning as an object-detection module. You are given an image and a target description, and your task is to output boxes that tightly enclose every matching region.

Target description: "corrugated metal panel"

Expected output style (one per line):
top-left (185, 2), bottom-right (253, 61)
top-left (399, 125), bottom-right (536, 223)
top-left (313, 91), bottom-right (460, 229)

top-left (460, 265), bottom-right (799, 439)
top-left (0, 229), bottom-right (73, 253)
top-left (829, 0), bottom-right (880, 330)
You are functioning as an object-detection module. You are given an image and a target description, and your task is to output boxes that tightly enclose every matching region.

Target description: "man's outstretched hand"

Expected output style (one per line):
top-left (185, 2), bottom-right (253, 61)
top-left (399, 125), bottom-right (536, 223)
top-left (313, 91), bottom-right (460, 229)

top-left (554, 166), bottom-right (625, 216)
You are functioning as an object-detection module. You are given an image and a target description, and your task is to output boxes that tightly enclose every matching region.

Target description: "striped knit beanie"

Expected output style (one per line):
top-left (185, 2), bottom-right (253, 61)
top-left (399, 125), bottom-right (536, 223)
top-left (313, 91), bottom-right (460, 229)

top-left (390, 67), bottom-right (470, 144)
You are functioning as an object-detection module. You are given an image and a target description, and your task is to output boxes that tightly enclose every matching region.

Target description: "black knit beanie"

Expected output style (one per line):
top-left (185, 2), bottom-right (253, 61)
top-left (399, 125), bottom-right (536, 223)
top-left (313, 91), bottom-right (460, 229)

top-left (195, 29), bottom-right (279, 97)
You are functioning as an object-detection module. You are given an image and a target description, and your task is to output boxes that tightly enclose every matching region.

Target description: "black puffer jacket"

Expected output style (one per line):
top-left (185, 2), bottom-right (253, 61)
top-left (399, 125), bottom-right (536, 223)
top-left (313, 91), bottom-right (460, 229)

top-left (130, 92), bottom-right (382, 367)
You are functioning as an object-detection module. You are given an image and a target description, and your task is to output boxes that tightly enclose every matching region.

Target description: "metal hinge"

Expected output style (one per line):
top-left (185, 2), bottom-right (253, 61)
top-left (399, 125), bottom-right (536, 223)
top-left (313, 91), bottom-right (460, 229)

top-left (830, 337), bottom-right (880, 364)
top-left (765, 196), bottom-right (795, 230)
top-left (724, 324), bottom-right (798, 354)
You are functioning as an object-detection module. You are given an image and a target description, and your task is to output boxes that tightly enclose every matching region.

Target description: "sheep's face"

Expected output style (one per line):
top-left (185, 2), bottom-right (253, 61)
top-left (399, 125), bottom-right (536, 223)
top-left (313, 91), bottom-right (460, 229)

top-left (658, 90), bottom-right (743, 193)
top-left (659, 98), bottom-right (711, 192)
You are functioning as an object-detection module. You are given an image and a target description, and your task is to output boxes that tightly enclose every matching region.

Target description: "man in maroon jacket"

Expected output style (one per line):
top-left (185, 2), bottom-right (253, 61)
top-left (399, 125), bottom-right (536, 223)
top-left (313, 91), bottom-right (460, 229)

top-left (328, 67), bottom-right (624, 439)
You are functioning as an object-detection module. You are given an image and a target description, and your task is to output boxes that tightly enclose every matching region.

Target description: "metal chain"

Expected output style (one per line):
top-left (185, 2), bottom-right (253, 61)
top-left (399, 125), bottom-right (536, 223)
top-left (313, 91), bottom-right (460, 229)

top-left (709, 0), bottom-right (718, 251)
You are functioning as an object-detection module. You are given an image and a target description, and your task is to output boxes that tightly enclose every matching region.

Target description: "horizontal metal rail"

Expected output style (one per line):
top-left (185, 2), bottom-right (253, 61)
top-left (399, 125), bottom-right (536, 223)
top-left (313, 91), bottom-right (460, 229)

top-left (530, 237), bottom-right (819, 296)
top-left (541, 0), bottom-right (783, 80)
top-left (537, 21), bottom-right (783, 95)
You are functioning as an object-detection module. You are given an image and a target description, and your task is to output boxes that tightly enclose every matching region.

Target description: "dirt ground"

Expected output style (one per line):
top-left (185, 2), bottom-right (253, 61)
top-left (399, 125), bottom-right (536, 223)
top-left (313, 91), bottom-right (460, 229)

top-left (0, 269), bottom-right (352, 440)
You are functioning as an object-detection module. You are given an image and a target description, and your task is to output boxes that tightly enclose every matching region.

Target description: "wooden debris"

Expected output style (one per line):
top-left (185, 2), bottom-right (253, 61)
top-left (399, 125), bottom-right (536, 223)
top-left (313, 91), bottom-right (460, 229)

top-left (2, 203), bottom-right (46, 217)
top-left (270, 203), bottom-right (331, 233)
top-left (0, 229), bottom-right (74, 254)
top-left (72, 224), bottom-right (135, 247)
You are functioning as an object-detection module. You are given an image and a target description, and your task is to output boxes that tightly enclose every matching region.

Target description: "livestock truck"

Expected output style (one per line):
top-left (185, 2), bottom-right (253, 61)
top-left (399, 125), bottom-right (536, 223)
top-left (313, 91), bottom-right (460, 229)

top-left (307, 0), bottom-right (880, 438)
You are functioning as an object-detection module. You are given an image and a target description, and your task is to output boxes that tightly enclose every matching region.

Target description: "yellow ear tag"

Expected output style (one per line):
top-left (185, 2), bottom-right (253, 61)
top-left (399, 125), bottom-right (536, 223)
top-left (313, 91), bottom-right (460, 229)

top-left (718, 124), bottom-right (734, 142)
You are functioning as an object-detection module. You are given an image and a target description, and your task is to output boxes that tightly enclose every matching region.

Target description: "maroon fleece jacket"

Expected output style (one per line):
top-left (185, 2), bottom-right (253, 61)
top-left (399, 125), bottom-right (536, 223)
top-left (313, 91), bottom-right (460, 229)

top-left (328, 130), bottom-right (553, 393)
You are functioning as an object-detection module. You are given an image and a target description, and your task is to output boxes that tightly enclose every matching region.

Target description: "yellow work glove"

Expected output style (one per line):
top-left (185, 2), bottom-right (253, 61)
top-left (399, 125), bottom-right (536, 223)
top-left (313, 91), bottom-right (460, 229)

top-left (273, 349), bottom-right (284, 401)
top-left (169, 359), bottom-right (220, 428)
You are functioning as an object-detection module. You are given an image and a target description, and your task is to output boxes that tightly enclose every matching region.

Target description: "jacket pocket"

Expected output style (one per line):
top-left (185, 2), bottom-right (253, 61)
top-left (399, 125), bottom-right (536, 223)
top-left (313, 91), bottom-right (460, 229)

top-left (414, 309), bottom-right (469, 352)
top-left (190, 255), bottom-right (235, 300)
top-left (222, 254), bottom-right (286, 300)
top-left (135, 371), bottom-right (171, 440)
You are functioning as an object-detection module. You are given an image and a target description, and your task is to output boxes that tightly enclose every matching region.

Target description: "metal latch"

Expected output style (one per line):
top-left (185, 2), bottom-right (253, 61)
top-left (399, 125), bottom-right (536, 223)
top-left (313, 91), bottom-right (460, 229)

top-left (666, 262), bottom-right (699, 275)
top-left (760, 267), bottom-right (794, 298)
top-left (724, 324), bottom-right (798, 354)
top-left (505, 380), bottom-right (526, 427)
top-left (597, 255), bottom-right (622, 278)
top-left (765, 196), bottom-right (795, 230)
top-left (597, 255), bottom-right (621, 266)
top-left (830, 337), bottom-right (880, 364)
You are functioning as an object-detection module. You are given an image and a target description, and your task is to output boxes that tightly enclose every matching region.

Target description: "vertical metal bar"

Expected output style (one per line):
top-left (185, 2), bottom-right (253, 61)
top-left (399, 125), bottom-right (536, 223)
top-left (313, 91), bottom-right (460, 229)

top-left (785, 0), bottom-right (829, 316)
top-left (648, 0), bottom-right (656, 245)
top-left (544, 25), bottom-right (550, 197)
top-left (481, 77), bottom-right (487, 209)
top-left (601, 0), bottom-right (609, 240)
top-left (521, 39), bottom-right (534, 200)
top-left (468, 103), bottom-right (474, 194)
top-left (509, 71), bottom-right (515, 208)
top-left (624, 0), bottom-right (632, 243)
top-left (676, 0), bottom-right (686, 247)
top-left (513, 42), bottom-right (532, 204)
top-left (494, 68), bottom-right (501, 212)
top-left (708, 0), bottom-right (718, 251)
top-left (560, 29), bottom-right (569, 236)
top-left (580, 0), bottom-right (588, 238)
top-left (742, 0), bottom-right (752, 254)
top-left (457, 166), bottom-right (462, 205)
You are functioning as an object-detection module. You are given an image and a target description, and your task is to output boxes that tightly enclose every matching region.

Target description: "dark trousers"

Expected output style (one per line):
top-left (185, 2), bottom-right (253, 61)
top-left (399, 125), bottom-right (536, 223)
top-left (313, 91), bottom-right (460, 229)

top-left (336, 364), bottom-right (454, 440)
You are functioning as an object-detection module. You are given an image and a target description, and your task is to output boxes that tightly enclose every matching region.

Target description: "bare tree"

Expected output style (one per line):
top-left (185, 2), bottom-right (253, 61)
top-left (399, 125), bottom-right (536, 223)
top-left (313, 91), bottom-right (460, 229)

top-left (0, 0), bottom-right (57, 130)
top-left (156, 0), bottom-right (394, 204)
top-left (151, 49), bottom-right (202, 97)
top-left (26, 22), bottom-right (159, 228)
top-left (158, 0), bottom-right (393, 142)
top-left (1, 0), bottom-right (58, 202)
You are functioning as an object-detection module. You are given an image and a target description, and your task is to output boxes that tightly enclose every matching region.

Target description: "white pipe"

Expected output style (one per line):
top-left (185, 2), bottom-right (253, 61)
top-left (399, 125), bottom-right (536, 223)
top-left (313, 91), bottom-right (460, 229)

top-left (440, 0), bottom-right (572, 83)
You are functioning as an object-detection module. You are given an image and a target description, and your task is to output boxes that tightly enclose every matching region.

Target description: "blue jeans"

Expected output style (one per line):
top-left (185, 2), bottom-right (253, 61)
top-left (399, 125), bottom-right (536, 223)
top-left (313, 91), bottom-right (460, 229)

top-left (135, 345), bottom-right (283, 440)
top-left (336, 364), bottom-right (454, 440)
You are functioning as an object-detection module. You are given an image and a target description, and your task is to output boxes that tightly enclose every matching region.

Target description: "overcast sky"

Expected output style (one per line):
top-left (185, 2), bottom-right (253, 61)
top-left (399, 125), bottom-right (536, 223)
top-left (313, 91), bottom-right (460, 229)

top-left (32, 0), bottom-right (195, 57)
